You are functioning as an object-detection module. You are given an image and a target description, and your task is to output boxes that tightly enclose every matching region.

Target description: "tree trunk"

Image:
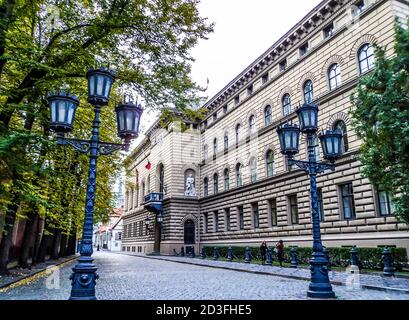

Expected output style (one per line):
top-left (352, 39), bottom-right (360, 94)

top-left (66, 233), bottom-right (76, 256)
top-left (18, 211), bottom-right (38, 268)
top-left (50, 228), bottom-right (61, 260)
top-left (0, 197), bottom-right (19, 275)
top-left (59, 233), bottom-right (68, 258)
top-left (36, 229), bottom-right (50, 263)
top-left (31, 217), bottom-right (44, 266)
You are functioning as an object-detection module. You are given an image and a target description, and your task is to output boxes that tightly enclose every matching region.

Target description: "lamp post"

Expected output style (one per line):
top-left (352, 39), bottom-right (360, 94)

top-left (276, 102), bottom-right (343, 299)
top-left (48, 67), bottom-right (143, 300)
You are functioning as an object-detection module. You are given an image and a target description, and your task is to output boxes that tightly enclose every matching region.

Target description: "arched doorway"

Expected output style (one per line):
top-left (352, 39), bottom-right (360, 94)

top-left (184, 220), bottom-right (195, 244)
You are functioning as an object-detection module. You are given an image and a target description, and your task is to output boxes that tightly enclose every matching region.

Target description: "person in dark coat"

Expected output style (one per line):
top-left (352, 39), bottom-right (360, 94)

top-left (276, 240), bottom-right (284, 267)
top-left (260, 241), bottom-right (268, 265)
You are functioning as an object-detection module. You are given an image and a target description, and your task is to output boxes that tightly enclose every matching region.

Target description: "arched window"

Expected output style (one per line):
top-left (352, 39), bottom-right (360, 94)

top-left (213, 138), bottom-right (218, 156)
top-left (328, 64), bottom-right (341, 90)
top-left (236, 163), bottom-right (243, 187)
top-left (311, 136), bottom-right (320, 161)
top-left (303, 80), bottom-right (314, 103)
top-left (141, 181), bottom-right (146, 200)
top-left (264, 105), bottom-right (272, 126)
top-left (249, 157), bottom-right (257, 183)
top-left (157, 164), bottom-right (164, 193)
top-left (224, 168), bottom-right (230, 191)
top-left (235, 124), bottom-right (241, 145)
top-left (224, 134), bottom-right (229, 151)
top-left (282, 94), bottom-right (291, 116)
top-left (213, 173), bottom-right (219, 194)
top-left (249, 115), bottom-right (256, 134)
top-left (203, 144), bottom-right (208, 160)
top-left (147, 175), bottom-right (150, 193)
top-left (203, 177), bottom-right (209, 197)
top-left (333, 120), bottom-right (349, 153)
top-left (358, 43), bottom-right (375, 74)
top-left (266, 150), bottom-right (275, 177)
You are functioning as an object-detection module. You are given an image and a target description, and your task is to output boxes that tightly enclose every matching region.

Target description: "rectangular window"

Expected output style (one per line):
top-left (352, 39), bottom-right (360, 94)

top-left (203, 120), bottom-right (208, 128)
top-left (213, 113), bottom-right (217, 121)
top-left (355, 0), bottom-right (365, 14)
top-left (225, 208), bottom-right (231, 231)
top-left (268, 198), bottom-right (277, 227)
top-left (340, 183), bottom-right (356, 219)
top-left (378, 190), bottom-right (395, 216)
top-left (261, 73), bottom-right (269, 84)
top-left (247, 85), bottom-right (253, 96)
top-left (299, 43), bottom-right (309, 56)
top-left (288, 195), bottom-right (299, 224)
top-left (238, 206), bottom-right (244, 230)
top-left (204, 213), bottom-right (209, 233)
top-left (317, 188), bottom-right (324, 222)
top-left (252, 203), bottom-right (259, 229)
top-left (234, 95), bottom-right (240, 105)
top-left (214, 211), bottom-right (219, 232)
top-left (279, 59), bottom-right (287, 72)
top-left (223, 104), bottom-right (228, 114)
top-left (323, 23), bottom-right (334, 39)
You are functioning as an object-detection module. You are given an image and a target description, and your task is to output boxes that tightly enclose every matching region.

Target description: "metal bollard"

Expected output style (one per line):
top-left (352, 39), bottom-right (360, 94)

top-left (290, 247), bottom-right (298, 268)
top-left (227, 246), bottom-right (234, 262)
top-left (266, 248), bottom-right (273, 265)
top-left (200, 247), bottom-right (206, 259)
top-left (350, 245), bottom-right (359, 268)
top-left (212, 247), bottom-right (220, 260)
top-left (244, 247), bottom-right (252, 263)
top-left (382, 247), bottom-right (395, 277)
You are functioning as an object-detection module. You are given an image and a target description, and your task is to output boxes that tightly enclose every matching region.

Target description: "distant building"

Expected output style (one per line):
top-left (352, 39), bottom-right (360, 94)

top-left (122, 0), bottom-right (409, 255)
top-left (94, 208), bottom-right (123, 251)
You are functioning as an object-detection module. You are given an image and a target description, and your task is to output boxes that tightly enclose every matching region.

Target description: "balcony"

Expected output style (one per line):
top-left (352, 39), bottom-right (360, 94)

top-left (143, 192), bottom-right (164, 213)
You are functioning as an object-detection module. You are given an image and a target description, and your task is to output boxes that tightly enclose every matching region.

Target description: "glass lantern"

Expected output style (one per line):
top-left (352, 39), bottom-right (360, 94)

top-left (296, 102), bottom-right (318, 133)
top-left (115, 100), bottom-right (144, 143)
top-left (276, 123), bottom-right (300, 157)
top-left (318, 130), bottom-right (343, 162)
top-left (86, 67), bottom-right (116, 105)
top-left (48, 91), bottom-right (80, 133)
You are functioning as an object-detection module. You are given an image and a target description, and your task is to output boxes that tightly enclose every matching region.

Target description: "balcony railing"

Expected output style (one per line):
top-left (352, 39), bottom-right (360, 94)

top-left (143, 192), bottom-right (164, 214)
top-left (144, 192), bottom-right (163, 204)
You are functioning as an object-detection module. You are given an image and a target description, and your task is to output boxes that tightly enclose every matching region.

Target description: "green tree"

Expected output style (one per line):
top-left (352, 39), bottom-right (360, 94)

top-left (0, 0), bottom-right (213, 273)
top-left (351, 19), bottom-right (409, 225)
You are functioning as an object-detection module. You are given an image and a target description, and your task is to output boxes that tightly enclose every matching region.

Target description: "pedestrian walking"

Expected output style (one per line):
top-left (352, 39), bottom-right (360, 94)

top-left (276, 240), bottom-right (284, 267)
top-left (260, 241), bottom-right (268, 265)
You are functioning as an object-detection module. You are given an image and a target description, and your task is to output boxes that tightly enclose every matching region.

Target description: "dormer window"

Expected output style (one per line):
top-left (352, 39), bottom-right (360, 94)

top-left (299, 43), bottom-right (309, 56)
top-left (247, 85), bottom-right (253, 96)
top-left (261, 73), bottom-right (269, 84)
top-left (323, 23), bottom-right (334, 39)
top-left (279, 60), bottom-right (287, 72)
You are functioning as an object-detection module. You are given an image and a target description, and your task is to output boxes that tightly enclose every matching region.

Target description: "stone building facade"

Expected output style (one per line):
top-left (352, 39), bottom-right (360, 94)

top-left (122, 0), bottom-right (409, 255)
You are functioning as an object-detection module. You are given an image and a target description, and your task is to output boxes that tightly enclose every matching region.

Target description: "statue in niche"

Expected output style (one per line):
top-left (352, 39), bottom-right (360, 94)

top-left (184, 173), bottom-right (196, 197)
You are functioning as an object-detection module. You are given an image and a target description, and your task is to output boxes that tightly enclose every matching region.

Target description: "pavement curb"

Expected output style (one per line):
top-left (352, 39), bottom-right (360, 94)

top-left (0, 255), bottom-right (79, 291)
top-left (117, 253), bottom-right (409, 295)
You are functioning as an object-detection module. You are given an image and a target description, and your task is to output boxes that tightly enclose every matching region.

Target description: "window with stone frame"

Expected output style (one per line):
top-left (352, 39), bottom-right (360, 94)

top-left (236, 163), bottom-right (243, 187)
top-left (264, 105), bottom-right (272, 126)
top-left (266, 150), bottom-right (275, 177)
top-left (224, 168), bottom-right (230, 191)
top-left (328, 63), bottom-right (342, 90)
top-left (213, 173), bottom-right (219, 194)
top-left (333, 120), bottom-right (349, 153)
top-left (282, 93), bottom-right (292, 116)
top-left (303, 80), bottom-right (314, 103)
top-left (377, 189), bottom-right (395, 216)
top-left (203, 177), bottom-right (209, 197)
top-left (268, 198), bottom-right (278, 227)
top-left (224, 134), bottom-right (229, 151)
top-left (249, 157), bottom-right (257, 183)
top-left (340, 183), bottom-right (356, 220)
top-left (358, 43), bottom-right (375, 74)
top-left (238, 206), bottom-right (245, 230)
top-left (252, 203), bottom-right (260, 229)
top-left (225, 208), bottom-right (231, 231)
top-left (214, 211), bottom-right (219, 232)
top-left (288, 194), bottom-right (299, 224)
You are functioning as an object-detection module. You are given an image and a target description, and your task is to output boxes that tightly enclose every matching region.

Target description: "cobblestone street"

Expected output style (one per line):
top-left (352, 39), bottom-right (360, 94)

top-left (0, 251), bottom-right (408, 300)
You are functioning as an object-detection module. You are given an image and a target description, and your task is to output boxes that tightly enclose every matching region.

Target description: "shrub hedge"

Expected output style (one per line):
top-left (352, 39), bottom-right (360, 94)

top-left (202, 246), bottom-right (408, 271)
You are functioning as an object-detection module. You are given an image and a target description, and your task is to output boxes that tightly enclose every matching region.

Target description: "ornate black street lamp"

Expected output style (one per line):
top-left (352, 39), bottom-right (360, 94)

top-left (276, 102), bottom-right (343, 299)
top-left (48, 67), bottom-right (143, 300)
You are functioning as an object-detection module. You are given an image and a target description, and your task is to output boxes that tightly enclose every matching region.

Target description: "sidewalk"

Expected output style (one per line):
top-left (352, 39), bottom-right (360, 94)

top-left (0, 255), bottom-right (78, 290)
top-left (126, 253), bottom-right (409, 293)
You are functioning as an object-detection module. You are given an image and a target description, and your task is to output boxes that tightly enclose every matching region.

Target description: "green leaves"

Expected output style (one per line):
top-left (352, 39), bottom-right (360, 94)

top-left (351, 19), bottom-right (409, 225)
